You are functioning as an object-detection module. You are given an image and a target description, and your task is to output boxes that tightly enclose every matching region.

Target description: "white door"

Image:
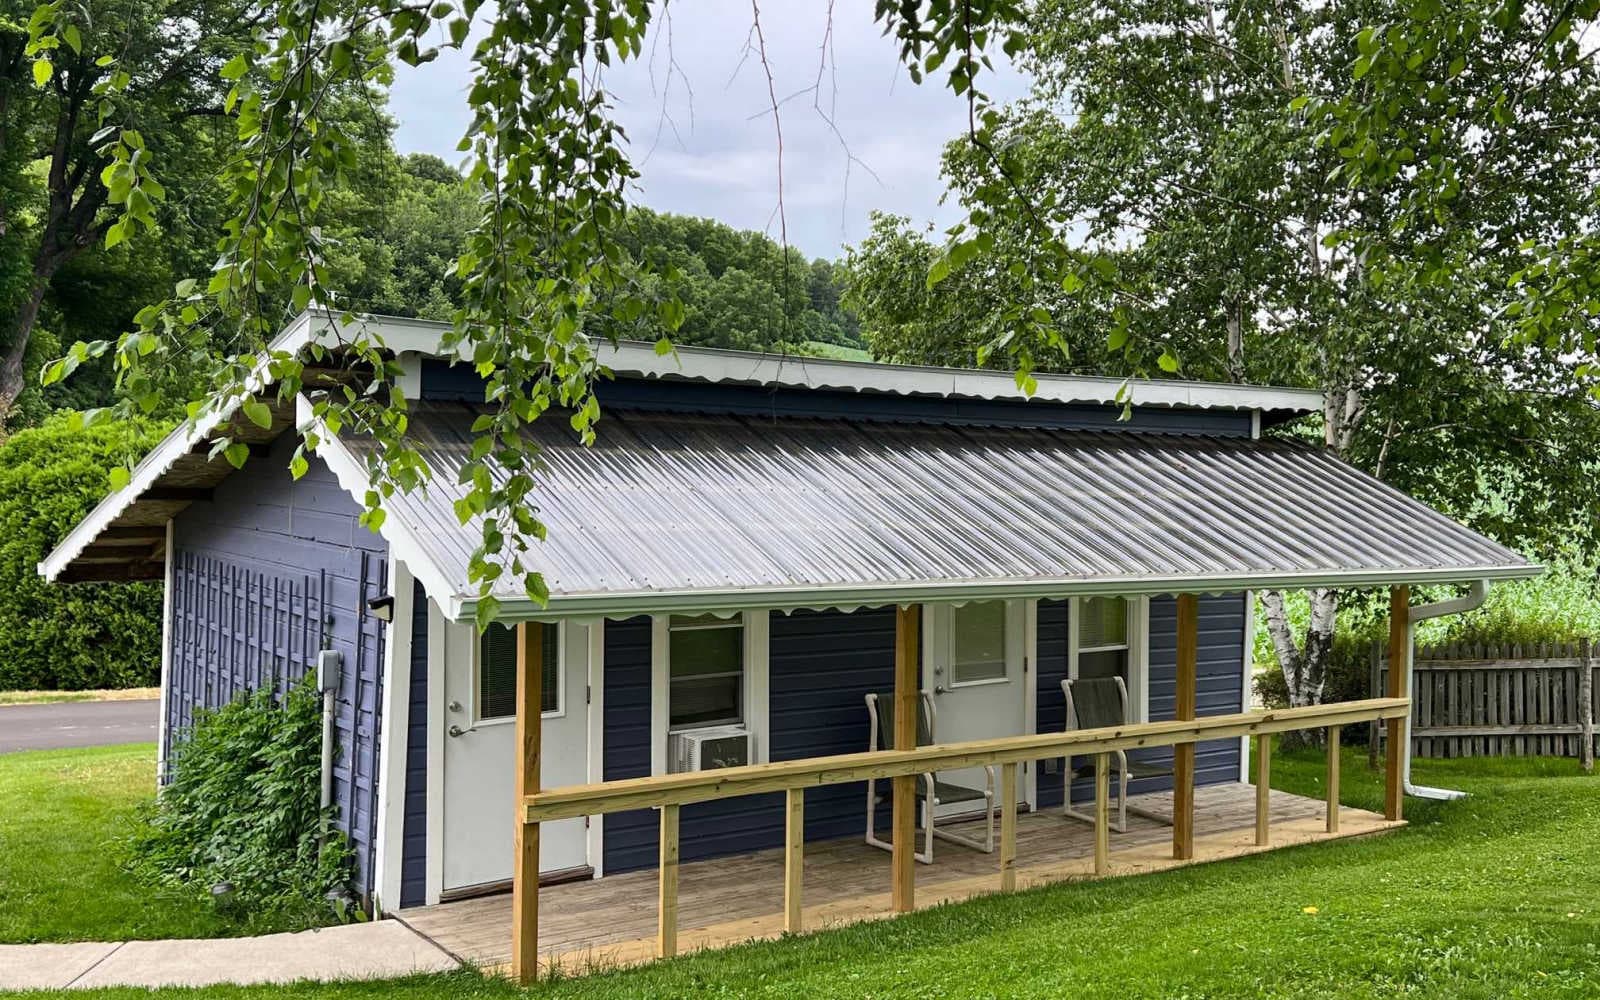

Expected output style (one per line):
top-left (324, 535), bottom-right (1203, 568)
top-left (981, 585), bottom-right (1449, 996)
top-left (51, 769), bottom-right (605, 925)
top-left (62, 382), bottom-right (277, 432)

top-left (441, 617), bottom-right (590, 893)
top-left (923, 600), bottom-right (1029, 816)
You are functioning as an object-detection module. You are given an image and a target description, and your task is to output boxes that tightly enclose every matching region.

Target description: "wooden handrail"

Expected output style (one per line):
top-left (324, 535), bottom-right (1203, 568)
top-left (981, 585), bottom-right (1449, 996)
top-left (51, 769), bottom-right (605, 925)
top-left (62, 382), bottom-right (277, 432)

top-left (523, 697), bottom-right (1409, 823)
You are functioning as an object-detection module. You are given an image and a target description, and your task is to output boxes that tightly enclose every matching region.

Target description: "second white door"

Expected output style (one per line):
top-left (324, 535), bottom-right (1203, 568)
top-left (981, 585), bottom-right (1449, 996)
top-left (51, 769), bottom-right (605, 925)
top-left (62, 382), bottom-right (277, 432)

top-left (923, 600), bottom-right (1029, 816)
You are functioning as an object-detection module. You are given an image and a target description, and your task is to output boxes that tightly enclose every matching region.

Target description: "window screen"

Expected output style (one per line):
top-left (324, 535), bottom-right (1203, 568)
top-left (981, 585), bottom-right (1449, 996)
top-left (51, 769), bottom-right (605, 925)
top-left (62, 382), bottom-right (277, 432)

top-left (669, 614), bottom-right (744, 728)
top-left (479, 623), bottom-right (560, 720)
top-left (951, 601), bottom-right (1007, 684)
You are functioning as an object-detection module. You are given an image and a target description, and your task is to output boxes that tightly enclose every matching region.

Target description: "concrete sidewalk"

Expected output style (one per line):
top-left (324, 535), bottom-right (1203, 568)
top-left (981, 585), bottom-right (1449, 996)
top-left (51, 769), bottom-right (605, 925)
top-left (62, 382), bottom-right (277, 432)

top-left (0, 920), bottom-right (459, 990)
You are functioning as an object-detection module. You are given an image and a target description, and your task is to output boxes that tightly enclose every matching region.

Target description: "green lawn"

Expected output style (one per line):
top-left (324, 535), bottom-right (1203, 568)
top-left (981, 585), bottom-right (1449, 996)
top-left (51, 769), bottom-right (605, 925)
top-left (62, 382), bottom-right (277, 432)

top-left (0, 743), bottom-right (263, 942)
top-left (10, 740), bottom-right (1597, 998)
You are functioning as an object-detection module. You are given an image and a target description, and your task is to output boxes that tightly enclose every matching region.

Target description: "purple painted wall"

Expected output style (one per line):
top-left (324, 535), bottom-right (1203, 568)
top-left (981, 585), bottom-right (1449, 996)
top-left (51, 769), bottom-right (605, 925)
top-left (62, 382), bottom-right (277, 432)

top-left (166, 432), bottom-right (389, 906)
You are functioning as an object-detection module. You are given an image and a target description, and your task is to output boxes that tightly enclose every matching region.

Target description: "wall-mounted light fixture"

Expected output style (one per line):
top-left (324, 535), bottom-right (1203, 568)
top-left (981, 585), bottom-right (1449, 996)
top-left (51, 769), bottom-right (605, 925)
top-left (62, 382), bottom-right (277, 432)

top-left (366, 594), bottom-right (395, 623)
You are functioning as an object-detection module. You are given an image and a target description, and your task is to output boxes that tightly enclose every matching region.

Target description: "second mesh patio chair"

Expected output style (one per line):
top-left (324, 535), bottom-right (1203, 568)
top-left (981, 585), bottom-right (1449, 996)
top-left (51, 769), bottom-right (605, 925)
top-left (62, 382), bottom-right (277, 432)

top-left (1061, 675), bottom-right (1173, 833)
top-left (864, 690), bottom-right (995, 864)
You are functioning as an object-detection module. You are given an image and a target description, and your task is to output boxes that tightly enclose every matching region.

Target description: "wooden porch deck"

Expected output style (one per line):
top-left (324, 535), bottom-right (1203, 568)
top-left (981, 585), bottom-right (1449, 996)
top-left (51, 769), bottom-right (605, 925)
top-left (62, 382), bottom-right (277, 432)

top-left (397, 782), bottom-right (1399, 974)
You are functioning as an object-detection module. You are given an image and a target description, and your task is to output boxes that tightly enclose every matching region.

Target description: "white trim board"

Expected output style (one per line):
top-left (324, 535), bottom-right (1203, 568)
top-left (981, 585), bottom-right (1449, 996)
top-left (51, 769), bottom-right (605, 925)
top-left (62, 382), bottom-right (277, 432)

top-left (155, 519), bottom-right (175, 782)
top-left (372, 559), bottom-right (415, 914)
top-left (650, 611), bottom-right (771, 777)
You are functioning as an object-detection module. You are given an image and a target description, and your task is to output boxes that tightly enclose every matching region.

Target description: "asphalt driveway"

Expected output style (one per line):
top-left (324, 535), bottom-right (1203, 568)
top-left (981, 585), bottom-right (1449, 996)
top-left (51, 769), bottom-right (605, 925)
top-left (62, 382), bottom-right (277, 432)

top-left (0, 699), bottom-right (159, 753)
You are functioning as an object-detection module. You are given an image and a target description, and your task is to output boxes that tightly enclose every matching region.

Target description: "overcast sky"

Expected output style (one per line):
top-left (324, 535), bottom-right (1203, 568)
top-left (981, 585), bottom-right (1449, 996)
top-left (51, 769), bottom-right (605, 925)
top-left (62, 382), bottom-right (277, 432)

top-left (389, 2), bottom-right (1030, 260)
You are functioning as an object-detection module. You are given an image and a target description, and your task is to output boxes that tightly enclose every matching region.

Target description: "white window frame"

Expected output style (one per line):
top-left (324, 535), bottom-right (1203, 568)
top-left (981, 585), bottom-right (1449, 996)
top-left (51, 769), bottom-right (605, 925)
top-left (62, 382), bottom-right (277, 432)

top-left (470, 621), bottom-right (566, 727)
top-left (651, 611), bottom-right (770, 775)
top-left (1067, 596), bottom-right (1150, 722)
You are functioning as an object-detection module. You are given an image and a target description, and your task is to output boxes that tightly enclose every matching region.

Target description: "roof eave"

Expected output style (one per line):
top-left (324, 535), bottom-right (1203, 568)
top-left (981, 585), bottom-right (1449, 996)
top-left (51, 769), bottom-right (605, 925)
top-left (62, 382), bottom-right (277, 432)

top-left (449, 564), bottom-right (1544, 623)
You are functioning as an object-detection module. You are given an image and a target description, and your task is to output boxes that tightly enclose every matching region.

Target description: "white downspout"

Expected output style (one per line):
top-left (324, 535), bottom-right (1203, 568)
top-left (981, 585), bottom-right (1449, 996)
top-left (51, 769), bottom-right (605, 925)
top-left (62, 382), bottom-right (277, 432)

top-left (1402, 579), bottom-right (1489, 800)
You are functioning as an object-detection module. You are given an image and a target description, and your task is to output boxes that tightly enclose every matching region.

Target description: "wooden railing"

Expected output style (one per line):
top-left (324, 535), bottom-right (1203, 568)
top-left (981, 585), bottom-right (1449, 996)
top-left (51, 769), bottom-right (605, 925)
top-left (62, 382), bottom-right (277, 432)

top-left (517, 696), bottom-right (1409, 966)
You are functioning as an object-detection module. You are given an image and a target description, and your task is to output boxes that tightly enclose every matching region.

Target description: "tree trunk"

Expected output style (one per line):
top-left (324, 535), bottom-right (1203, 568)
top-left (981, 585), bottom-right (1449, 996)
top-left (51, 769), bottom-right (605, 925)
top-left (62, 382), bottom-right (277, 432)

top-left (0, 268), bottom-right (52, 430)
top-left (1261, 587), bottom-right (1339, 749)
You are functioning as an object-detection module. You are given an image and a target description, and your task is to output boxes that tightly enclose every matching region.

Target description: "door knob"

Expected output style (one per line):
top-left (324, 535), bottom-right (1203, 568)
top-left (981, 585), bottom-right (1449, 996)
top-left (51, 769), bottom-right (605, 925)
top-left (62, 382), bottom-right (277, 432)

top-left (934, 685), bottom-right (947, 695)
top-left (448, 724), bottom-right (466, 738)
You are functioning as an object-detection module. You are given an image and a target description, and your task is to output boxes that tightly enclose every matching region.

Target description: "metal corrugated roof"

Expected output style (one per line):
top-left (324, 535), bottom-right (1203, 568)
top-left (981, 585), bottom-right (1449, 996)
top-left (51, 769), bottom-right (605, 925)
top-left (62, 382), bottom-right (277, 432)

top-left (329, 402), bottom-right (1538, 620)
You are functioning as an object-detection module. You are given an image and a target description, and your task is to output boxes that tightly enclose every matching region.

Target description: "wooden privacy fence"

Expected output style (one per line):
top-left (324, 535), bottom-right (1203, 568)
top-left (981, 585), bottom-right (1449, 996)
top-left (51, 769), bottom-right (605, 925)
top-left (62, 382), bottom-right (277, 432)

top-left (1371, 639), bottom-right (1598, 767)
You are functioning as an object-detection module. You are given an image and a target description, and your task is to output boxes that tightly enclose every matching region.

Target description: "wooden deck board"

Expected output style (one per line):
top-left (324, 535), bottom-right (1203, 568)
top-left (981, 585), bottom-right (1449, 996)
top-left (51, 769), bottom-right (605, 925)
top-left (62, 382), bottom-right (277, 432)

top-left (396, 782), bottom-right (1399, 974)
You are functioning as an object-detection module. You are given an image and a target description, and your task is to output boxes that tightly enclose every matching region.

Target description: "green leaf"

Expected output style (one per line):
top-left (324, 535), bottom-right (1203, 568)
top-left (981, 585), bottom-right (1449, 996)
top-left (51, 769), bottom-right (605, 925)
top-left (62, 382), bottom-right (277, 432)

top-left (108, 466), bottom-right (131, 491)
top-left (1157, 349), bottom-right (1180, 373)
top-left (242, 399), bottom-right (273, 430)
top-left (220, 53), bottom-right (249, 80)
top-left (32, 59), bottom-right (50, 87)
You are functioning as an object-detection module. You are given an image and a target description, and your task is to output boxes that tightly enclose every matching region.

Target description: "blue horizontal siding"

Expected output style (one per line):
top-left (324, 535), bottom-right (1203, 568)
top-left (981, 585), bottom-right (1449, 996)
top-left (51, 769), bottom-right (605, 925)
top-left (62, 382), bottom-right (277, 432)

top-left (1038, 596), bottom-right (1245, 806)
top-left (1034, 599), bottom-right (1070, 809)
top-left (768, 608), bottom-right (897, 843)
top-left (420, 359), bottom-right (1254, 437)
top-left (399, 579), bottom-right (429, 908)
top-left (604, 596), bottom-right (1247, 873)
top-left (1144, 594), bottom-right (1246, 788)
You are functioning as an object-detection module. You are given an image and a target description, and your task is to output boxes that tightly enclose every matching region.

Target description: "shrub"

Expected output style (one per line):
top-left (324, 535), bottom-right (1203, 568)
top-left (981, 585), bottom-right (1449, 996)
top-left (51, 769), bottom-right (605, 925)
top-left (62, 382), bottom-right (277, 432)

top-left (0, 414), bottom-right (165, 690)
top-left (124, 677), bottom-right (355, 930)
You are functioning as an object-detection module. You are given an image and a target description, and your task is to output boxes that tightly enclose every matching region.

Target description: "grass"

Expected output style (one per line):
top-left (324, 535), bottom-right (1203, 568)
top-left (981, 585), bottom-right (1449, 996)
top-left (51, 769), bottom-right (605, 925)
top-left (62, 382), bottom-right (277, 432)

top-left (10, 740), bottom-right (1597, 998)
top-left (0, 743), bottom-right (291, 943)
top-left (0, 687), bottom-right (159, 705)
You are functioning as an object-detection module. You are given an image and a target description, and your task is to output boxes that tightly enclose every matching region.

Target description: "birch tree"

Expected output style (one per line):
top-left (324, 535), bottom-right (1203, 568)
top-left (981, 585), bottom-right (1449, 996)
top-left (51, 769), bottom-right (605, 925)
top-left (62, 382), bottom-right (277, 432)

top-left (849, 0), bottom-right (1600, 718)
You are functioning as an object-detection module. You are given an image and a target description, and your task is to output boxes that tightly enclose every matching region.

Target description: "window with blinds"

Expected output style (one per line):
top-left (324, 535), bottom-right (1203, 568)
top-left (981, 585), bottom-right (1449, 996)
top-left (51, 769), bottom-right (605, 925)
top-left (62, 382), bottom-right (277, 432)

top-left (1077, 596), bottom-right (1130, 681)
top-left (479, 623), bottom-right (561, 720)
top-left (668, 614), bottom-right (744, 728)
top-left (951, 601), bottom-right (1008, 684)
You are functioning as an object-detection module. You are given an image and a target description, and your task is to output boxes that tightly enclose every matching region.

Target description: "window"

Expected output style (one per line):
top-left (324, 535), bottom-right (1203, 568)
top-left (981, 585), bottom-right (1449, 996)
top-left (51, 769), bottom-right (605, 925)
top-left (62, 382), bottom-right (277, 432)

top-left (951, 601), bottom-right (1008, 684)
top-left (479, 623), bottom-right (560, 720)
top-left (1077, 596), bottom-right (1130, 681)
top-left (668, 614), bottom-right (744, 728)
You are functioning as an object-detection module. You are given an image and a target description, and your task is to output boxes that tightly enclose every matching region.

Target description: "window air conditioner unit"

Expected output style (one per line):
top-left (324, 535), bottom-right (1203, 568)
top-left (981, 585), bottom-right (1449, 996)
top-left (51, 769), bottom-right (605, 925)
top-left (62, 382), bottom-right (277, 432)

top-left (669, 725), bottom-right (751, 773)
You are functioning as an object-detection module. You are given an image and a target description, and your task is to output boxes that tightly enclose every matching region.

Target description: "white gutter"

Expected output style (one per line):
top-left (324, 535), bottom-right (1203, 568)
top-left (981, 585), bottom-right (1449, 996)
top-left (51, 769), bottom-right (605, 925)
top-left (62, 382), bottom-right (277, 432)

top-left (1403, 579), bottom-right (1491, 800)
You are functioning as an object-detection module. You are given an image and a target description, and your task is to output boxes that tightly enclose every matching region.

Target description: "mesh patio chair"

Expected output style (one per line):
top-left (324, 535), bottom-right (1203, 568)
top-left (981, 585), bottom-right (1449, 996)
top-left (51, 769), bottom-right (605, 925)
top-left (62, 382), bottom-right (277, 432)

top-left (864, 690), bottom-right (995, 863)
top-left (1061, 675), bottom-right (1173, 833)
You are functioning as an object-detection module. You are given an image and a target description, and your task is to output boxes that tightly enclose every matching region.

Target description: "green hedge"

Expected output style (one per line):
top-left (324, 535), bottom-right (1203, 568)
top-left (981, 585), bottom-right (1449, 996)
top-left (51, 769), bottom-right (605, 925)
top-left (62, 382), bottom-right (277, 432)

top-left (0, 415), bottom-right (165, 690)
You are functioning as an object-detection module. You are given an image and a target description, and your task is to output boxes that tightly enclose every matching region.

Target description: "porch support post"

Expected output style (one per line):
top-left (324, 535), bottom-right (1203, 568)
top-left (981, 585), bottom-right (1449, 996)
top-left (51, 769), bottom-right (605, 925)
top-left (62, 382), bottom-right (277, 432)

top-left (1172, 593), bottom-right (1198, 861)
top-left (511, 622), bottom-right (543, 985)
top-left (891, 604), bottom-right (919, 914)
top-left (1326, 724), bottom-right (1341, 833)
top-left (999, 762), bottom-right (1017, 892)
top-left (784, 788), bottom-right (804, 934)
top-left (1093, 752), bottom-right (1110, 875)
top-left (658, 804), bottom-right (680, 958)
top-left (1253, 733), bottom-right (1271, 846)
top-left (1385, 585), bottom-right (1410, 822)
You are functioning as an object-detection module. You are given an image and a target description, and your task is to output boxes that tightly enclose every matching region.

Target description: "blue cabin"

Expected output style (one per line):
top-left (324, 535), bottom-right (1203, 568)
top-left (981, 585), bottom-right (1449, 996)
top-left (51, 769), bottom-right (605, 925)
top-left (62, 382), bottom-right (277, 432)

top-left (42, 312), bottom-right (1536, 932)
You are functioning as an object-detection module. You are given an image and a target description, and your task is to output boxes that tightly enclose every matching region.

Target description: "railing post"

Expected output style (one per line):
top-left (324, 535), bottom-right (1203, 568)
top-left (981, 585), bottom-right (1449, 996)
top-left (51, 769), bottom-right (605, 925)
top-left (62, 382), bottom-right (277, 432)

top-left (892, 605), bottom-right (919, 914)
top-left (1173, 593), bottom-right (1198, 860)
top-left (1254, 733), bottom-right (1271, 846)
top-left (511, 622), bottom-right (543, 985)
top-left (784, 788), bottom-right (804, 933)
top-left (1093, 752), bottom-right (1110, 875)
top-left (658, 803), bottom-right (679, 958)
top-left (999, 762), bottom-right (1017, 892)
top-left (1326, 724), bottom-right (1341, 833)
top-left (1385, 586), bottom-right (1409, 822)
